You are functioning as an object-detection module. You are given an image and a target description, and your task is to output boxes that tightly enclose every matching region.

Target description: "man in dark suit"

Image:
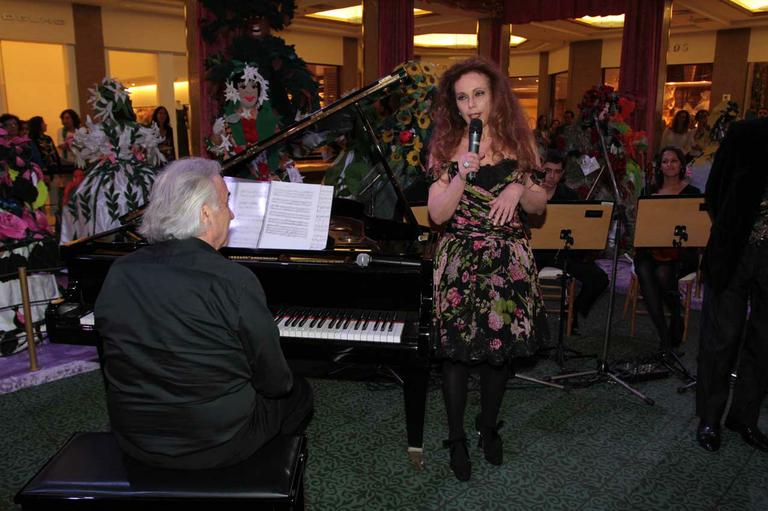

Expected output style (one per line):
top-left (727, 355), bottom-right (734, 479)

top-left (95, 158), bottom-right (313, 469)
top-left (696, 118), bottom-right (768, 452)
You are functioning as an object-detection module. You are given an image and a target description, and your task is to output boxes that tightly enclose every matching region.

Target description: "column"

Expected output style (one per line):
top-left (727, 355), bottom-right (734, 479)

top-left (711, 29), bottom-right (750, 111)
top-left (72, 3), bottom-right (106, 117)
top-left (156, 52), bottom-right (177, 150)
top-left (63, 45), bottom-right (79, 111)
top-left (0, 45), bottom-right (7, 114)
top-left (618, 0), bottom-right (672, 153)
top-left (186, 0), bottom-right (202, 156)
top-left (566, 40), bottom-right (602, 112)
top-left (362, 0), bottom-right (380, 83)
top-left (537, 52), bottom-right (551, 119)
top-left (341, 36), bottom-right (359, 94)
top-left (363, 0), bottom-right (413, 82)
top-left (478, 18), bottom-right (509, 73)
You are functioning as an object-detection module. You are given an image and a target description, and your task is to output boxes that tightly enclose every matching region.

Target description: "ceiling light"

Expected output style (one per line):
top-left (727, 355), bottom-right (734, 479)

top-left (307, 5), bottom-right (431, 23)
top-left (413, 33), bottom-right (526, 48)
top-left (414, 33), bottom-right (477, 48)
top-left (509, 34), bottom-right (526, 46)
top-left (575, 14), bottom-right (625, 28)
top-left (727, 0), bottom-right (768, 12)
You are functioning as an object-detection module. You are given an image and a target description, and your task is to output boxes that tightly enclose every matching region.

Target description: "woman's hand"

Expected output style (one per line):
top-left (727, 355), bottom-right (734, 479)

top-left (488, 183), bottom-right (524, 226)
top-left (457, 151), bottom-right (480, 182)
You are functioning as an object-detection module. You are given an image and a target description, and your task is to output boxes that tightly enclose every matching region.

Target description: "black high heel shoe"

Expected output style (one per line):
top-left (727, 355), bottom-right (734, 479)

top-left (475, 414), bottom-right (504, 465)
top-left (442, 437), bottom-right (471, 481)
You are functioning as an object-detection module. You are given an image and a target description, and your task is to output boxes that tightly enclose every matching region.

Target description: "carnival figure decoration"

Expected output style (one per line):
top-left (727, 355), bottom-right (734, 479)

top-left (60, 78), bottom-right (165, 243)
top-left (207, 62), bottom-right (279, 170)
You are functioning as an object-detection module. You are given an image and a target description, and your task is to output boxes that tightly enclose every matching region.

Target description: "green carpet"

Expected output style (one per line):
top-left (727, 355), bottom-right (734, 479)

top-left (2, 291), bottom-right (768, 511)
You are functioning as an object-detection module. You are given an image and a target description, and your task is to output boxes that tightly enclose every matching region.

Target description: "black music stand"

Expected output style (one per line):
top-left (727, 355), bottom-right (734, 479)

top-left (634, 195), bottom-right (711, 389)
top-left (530, 201), bottom-right (614, 372)
top-left (547, 116), bottom-right (655, 405)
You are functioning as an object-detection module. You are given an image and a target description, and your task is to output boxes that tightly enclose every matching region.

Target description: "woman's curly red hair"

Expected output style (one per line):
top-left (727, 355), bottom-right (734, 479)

top-left (429, 56), bottom-right (538, 176)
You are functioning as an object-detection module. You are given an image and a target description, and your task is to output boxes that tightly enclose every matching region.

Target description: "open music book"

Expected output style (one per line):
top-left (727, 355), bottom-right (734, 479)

top-left (224, 177), bottom-right (334, 250)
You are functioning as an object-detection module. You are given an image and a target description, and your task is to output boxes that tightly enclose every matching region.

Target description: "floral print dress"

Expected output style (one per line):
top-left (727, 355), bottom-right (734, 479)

top-left (434, 159), bottom-right (549, 365)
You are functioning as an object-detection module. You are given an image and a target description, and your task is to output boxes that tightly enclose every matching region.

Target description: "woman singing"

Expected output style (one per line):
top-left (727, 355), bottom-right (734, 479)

top-left (428, 56), bottom-right (548, 481)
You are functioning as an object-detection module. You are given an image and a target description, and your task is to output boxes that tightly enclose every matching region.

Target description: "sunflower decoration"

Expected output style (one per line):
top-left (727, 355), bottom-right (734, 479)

top-left (379, 59), bottom-right (438, 188)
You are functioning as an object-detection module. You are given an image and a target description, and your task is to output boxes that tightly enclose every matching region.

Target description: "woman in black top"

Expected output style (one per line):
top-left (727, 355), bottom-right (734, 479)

top-left (634, 145), bottom-right (700, 350)
top-left (152, 106), bottom-right (176, 162)
top-left (28, 116), bottom-right (60, 177)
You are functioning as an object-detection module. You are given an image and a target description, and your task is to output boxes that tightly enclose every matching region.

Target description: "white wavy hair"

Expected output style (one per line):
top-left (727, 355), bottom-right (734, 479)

top-left (139, 157), bottom-right (222, 243)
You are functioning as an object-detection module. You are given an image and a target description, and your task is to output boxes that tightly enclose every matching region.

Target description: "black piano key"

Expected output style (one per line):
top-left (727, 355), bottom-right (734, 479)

top-left (373, 311), bottom-right (387, 332)
top-left (309, 310), bottom-right (319, 329)
top-left (335, 310), bottom-right (347, 330)
top-left (388, 311), bottom-right (397, 332)
top-left (361, 311), bottom-right (370, 330)
top-left (342, 311), bottom-right (352, 329)
top-left (372, 311), bottom-right (380, 331)
top-left (291, 309), bottom-right (306, 327)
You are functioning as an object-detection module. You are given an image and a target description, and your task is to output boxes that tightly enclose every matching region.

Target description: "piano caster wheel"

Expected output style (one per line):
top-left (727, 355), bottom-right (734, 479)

top-left (407, 448), bottom-right (425, 470)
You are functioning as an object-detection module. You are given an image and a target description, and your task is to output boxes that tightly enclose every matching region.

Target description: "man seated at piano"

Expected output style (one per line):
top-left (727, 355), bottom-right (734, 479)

top-left (533, 149), bottom-right (609, 334)
top-left (94, 157), bottom-right (313, 469)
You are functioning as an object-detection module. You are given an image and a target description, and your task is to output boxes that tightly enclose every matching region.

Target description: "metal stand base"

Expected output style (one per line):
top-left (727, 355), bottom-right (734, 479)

top-left (550, 365), bottom-right (655, 405)
top-left (513, 372), bottom-right (566, 390)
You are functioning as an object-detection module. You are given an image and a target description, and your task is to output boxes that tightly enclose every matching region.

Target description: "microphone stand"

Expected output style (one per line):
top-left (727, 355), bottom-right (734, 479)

top-left (549, 115), bottom-right (654, 405)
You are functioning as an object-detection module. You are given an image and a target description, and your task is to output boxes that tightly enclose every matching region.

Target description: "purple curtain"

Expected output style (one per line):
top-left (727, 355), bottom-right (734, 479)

top-left (618, 0), bottom-right (667, 152)
top-left (503, 0), bottom-right (625, 24)
top-left (379, 0), bottom-right (414, 76)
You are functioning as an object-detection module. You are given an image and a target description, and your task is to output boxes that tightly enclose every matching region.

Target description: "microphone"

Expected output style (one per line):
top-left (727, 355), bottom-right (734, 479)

top-left (355, 253), bottom-right (422, 268)
top-left (467, 118), bottom-right (482, 183)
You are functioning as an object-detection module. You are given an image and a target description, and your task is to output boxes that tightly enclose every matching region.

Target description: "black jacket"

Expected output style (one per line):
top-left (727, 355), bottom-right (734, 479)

top-left (702, 118), bottom-right (768, 291)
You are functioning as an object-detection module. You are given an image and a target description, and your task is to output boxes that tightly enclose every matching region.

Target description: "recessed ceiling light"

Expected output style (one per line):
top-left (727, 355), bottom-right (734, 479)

top-left (575, 14), bottom-right (625, 28)
top-left (727, 0), bottom-right (768, 12)
top-left (307, 5), bottom-right (431, 23)
top-left (413, 33), bottom-right (526, 48)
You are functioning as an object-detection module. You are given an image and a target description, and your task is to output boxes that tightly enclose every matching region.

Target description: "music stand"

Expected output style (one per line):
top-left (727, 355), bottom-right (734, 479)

top-left (530, 201), bottom-right (614, 371)
top-left (634, 195), bottom-right (710, 386)
top-left (548, 116), bottom-right (655, 406)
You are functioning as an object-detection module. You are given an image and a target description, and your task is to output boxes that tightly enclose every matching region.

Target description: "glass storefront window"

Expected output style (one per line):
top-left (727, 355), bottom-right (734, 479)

top-left (551, 72), bottom-right (568, 124)
top-left (510, 76), bottom-right (539, 128)
top-left (663, 63), bottom-right (713, 127)
top-left (603, 68), bottom-right (620, 90)
top-left (1, 41), bottom-right (69, 137)
top-left (747, 62), bottom-right (768, 118)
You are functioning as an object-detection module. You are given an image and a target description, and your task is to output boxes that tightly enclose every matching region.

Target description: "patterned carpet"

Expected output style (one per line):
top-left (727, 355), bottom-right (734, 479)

top-left (2, 289), bottom-right (767, 511)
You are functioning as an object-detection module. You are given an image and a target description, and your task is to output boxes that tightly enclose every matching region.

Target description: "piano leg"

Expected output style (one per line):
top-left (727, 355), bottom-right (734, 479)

top-left (402, 364), bottom-right (429, 469)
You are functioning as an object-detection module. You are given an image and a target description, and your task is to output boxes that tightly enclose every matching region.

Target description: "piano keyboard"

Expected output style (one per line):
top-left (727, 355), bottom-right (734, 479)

top-left (273, 308), bottom-right (405, 343)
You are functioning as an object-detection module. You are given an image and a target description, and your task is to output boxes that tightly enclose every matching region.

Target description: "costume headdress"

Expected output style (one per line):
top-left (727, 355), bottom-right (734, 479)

top-left (223, 62), bottom-right (269, 109)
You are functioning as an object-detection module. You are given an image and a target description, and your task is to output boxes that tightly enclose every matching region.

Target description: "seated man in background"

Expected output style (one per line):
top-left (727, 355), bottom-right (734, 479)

top-left (95, 157), bottom-right (313, 469)
top-left (533, 150), bottom-right (609, 334)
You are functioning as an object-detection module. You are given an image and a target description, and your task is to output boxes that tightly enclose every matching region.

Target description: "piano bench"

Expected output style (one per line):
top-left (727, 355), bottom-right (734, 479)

top-left (15, 432), bottom-right (307, 511)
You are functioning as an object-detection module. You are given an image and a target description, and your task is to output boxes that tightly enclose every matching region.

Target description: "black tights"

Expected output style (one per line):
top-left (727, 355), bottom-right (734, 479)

top-left (442, 360), bottom-right (510, 440)
top-left (634, 253), bottom-right (683, 349)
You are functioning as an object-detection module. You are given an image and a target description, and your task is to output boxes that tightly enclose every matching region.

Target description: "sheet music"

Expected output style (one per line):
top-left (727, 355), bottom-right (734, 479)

top-left (225, 179), bottom-right (333, 250)
top-left (224, 177), bottom-right (269, 249)
top-left (312, 186), bottom-right (334, 249)
top-left (258, 181), bottom-right (333, 250)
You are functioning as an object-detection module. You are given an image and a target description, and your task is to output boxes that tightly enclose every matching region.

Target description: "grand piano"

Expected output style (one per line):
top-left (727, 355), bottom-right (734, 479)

top-left (46, 69), bottom-right (436, 467)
